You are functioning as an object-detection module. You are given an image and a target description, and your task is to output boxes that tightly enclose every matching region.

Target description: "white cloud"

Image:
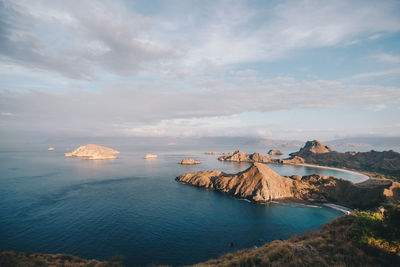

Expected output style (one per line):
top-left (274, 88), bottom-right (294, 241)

top-left (371, 53), bottom-right (400, 64)
top-left (1, 74), bottom-right (400, 136)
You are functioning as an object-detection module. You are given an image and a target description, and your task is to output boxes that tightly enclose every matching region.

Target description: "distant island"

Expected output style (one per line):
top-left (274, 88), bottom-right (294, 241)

top-left (267, 149), bottom-right (284, 155)
top-left (144, 154), bottom-right (158, 159)
top-left (64, 144), bottom-right (119, 160)
top-left (180, 158), bottom-right (200, 165)
top-left (205, 152), bottom-right (232, 155)
top-left (176, 162), bottom-right (398, 209)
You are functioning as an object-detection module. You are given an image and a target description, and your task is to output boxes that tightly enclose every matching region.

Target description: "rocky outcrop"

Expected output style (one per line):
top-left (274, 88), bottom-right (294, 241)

top-left (47, 147), bottom-right (55, 151)
top-left (65, 144), bottom-right (119, 160)
top-left (268, 149), bottom-right (284, 155)
top-left (290, 140), bottom-right (331, 157)
top-left (144, 154), bottom-right (158, 159)
top-left (177, 163), bottom-right (395, 208)
top-left (180, 158), bottom-right (200, 165)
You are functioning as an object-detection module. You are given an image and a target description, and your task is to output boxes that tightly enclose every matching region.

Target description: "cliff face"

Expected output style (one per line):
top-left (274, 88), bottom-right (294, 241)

top-left (177, 163), bottom-right (395, 208)
top-left (65, 144), bottom-right (119, 160)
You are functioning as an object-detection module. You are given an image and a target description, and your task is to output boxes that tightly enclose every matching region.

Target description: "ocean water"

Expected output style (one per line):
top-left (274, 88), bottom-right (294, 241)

top-left (0, 142), bottom-right (362, 266)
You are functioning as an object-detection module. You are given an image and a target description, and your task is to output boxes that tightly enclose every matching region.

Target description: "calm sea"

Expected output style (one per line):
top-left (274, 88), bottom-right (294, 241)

top-left (0, 141), bottom-right (363, 266)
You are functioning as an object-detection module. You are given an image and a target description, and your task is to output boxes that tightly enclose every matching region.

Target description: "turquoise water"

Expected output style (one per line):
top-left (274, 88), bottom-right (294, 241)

top-left (0, 143), bottom-right (358, 266)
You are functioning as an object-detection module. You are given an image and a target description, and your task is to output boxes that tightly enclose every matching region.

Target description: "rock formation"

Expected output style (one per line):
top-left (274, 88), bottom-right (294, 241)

top-left (144, 154), bottom-right (158, 159)
top-left (65, 144), bottom-right (119, 160)
top-left (177, 162), bottom-right (395, 208)
top-left (47, 147), bottom-right (55, 151)
top-left (218, 150), bottom-right (277, 163)
top-left (268, 149), bottom-right (284, 155)
top-left (180, 158), bottom-right (200, 165)
top-left (290, 139), bottom-right (331, 157)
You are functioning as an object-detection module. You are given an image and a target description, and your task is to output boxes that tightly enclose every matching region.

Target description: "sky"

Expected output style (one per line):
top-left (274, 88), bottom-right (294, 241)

top-left (0, 0), bottom-right (400, 141)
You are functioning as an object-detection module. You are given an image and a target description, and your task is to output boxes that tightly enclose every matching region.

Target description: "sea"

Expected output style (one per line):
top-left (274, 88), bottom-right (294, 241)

top-left (0, 139), bottom-right (369, 266)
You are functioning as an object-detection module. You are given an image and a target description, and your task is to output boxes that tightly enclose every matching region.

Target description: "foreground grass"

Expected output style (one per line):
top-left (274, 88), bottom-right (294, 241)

top-left (194, 204), bottom-right (400, 267)
top-left (0, 251), bottom-right (122, 267)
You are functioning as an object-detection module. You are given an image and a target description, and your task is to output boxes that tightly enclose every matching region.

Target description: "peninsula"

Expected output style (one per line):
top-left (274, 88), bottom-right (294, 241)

top-left (176, 162), bottom-right (399, 209)
top-left (64, 144), bottom-right (119, 160)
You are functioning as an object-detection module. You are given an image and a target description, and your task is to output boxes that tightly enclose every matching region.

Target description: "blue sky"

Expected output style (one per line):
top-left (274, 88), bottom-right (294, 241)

top-left (0, 0), bottom-right (400, 140)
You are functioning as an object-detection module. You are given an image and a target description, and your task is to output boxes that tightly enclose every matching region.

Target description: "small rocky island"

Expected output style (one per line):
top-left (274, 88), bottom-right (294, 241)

top-left (268, 149), bottom-right (284, 155)
top-left (218, 150), bottom-right (304, 164)
top-left (144, 154), bottom-right (158, 159)
top-left (180, 158), bottom-right (200, 165)
top-left (177, 162), bottom-right (399, 209)
top-left (47, 147), bottom-right (55, 151)
top-left (65, 144), bottom-right (119, 160)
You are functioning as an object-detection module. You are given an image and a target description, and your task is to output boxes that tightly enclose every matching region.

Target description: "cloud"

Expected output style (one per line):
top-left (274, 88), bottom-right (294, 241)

top-left (183, 0), bottom-right (400, 65)
top-left (371, 53), bottom-right (400, 64)
top-left (1, 0), bottom-right (400, 80)
top-left (1, 75), bottom-right (400, 136)
top-left (0, 0), bottom-right (180, 80)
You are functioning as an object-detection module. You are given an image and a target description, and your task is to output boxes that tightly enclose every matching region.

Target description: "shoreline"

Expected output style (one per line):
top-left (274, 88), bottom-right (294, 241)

top-left (296, 163), bottom-right (370, 183)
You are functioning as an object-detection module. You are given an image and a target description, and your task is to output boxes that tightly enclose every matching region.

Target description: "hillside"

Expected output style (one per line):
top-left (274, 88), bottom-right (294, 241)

top-left (193, 205), bottom-right (400, 267)
top-left (289, 141), bottom-right (400, 180)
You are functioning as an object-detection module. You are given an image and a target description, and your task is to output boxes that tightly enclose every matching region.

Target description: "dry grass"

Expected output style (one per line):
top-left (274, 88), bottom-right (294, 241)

top-left (193, 213), bottom-right (400, 267)
top-left (0, 251), bottom-right (122, 267)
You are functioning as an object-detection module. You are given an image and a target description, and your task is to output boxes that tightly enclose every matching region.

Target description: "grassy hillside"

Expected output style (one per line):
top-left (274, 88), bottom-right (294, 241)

top-left (299, 150), bottom-right (400, 181)
top-left (193, 204), bottom-right (400, 267)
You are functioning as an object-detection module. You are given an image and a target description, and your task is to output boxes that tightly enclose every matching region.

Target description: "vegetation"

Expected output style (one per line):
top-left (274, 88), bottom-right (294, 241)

top-left (193, 205), bottom-right (400, 267)
top-left (352, 203), bottom-right (400, 256)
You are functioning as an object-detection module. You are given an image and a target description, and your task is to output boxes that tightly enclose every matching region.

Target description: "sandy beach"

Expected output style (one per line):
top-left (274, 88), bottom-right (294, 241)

top-left (297, 163), bottom-right (370, 183)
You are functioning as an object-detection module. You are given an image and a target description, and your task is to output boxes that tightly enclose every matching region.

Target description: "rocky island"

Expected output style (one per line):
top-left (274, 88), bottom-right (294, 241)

top-left (218, 150), bottom-right (304, 164)
top-left (177, 162), bottom-right (399, 209)
top-left (268, 149), bottom-right (284, 155)
top-left (47, 147), bottom-right (55, 151)
top-left (144, 154), bottom-right (158, 159)
top-left (180, 158), bottom-right (200, 165)
top-left (64, 144), bottom-right (119, 160)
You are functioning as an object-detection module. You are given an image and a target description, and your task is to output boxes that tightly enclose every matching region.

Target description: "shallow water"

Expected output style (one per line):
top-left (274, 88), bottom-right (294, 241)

top-left (0, 143), bottom-right (360, 266)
